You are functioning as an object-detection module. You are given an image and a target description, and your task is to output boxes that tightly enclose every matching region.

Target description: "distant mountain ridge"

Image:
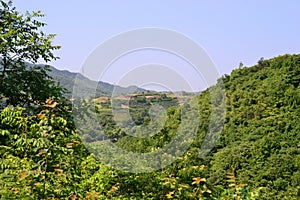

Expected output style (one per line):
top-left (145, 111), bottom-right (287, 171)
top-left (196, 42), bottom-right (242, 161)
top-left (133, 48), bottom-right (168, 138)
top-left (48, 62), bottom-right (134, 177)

top-left (47, 66), bottom-right (148, 98)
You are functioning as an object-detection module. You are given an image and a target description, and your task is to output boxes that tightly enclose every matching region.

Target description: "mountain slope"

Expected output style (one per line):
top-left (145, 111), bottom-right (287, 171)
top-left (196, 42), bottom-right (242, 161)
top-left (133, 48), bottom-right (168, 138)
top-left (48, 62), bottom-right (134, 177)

top-left (48, 66), bottom-right (148, 98)
top-left (199, 54), bottom-right (300, 198)
top-left (1, 54), bottom-right (299, 199)
top-left (98, 54), bottom-right (300, 199)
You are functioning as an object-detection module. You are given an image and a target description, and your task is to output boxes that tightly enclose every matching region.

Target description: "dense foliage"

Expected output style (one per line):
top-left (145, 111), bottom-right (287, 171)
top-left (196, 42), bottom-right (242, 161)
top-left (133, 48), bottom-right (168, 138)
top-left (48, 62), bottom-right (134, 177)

top-left (0, 1), bottom-right (299, 199)
top-left (207, 55), bottom-right (300, 198)
top-left (0, 0), bottom-right (64, 111)
top-left (1, 54), bottom-right (299, 199)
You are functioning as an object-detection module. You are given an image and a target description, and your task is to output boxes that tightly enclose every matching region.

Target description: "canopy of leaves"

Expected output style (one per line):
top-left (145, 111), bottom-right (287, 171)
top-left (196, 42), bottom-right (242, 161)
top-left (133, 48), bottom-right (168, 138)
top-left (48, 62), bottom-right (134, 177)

top-left (68, 54), bottom-right (300, 199)
top-left (0, 0), bottom-right (64, 110)
top-left (0, 1), bottom-right (299, 199)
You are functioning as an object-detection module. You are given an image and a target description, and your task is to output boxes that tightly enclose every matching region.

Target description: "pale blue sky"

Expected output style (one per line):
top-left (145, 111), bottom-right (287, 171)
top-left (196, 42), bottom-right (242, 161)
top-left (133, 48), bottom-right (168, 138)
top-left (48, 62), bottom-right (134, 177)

top-left (12, 0), bottom-right (300, 90)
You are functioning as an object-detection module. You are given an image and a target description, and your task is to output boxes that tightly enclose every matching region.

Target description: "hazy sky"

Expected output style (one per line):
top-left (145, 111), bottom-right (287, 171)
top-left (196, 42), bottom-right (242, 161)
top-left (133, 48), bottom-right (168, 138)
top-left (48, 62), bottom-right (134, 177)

top-left (12, 0), bottom-right (300, 90)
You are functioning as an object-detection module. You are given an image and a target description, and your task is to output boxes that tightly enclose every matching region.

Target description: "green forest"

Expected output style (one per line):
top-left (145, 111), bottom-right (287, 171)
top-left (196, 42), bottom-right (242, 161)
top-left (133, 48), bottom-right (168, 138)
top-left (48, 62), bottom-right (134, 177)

top-left (0, 1), bottom-right (300, 199)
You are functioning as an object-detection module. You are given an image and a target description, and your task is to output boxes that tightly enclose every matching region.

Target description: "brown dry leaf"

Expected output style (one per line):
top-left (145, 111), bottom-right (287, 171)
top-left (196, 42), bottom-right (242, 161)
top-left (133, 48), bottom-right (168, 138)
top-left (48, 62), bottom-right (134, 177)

top-left (108, 184), bottom-right (119, 195)
top-left (46, 98), bottom-right (53, 105)
top-left (42, 133), bottom-right (49, 137)
top-left (71, 139), bottom-right (80, 144)
top-left (54, 168), bottom-right (64, 176)
top-left (19, 170), bottom-right (28, 179)
top-left (45, 102), bottom-right (58, 108)
top-left (66, 143), bottom-right (73, 148)
top-left (227, 179), bottom-right (236, 183)
top-left (38, 149), bottom-right (47, 156)
top-left (59, 162), bottom-right (68, 166)
top-left (37, 113), bottom-right (45, 119)
top-left (31, 169), bottom-right (41, 174)
top-left (69, 194), bottom-right (77, 200)
top-left (237, 184), bottom-right (247, 188)
top-left (192, 177), bottom-right (206, 185)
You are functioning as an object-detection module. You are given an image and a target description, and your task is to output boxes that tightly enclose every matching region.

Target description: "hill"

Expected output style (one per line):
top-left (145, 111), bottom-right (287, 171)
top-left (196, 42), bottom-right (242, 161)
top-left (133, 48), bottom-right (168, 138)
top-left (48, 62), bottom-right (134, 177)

top-left (1, 54), bottom-right (299, 199)
top-left (81, 54), bottom-right (300, 199)
top-left (47, 66), bottom-right (148, 98)
top-left (205, 54), bottom-right (300, 198)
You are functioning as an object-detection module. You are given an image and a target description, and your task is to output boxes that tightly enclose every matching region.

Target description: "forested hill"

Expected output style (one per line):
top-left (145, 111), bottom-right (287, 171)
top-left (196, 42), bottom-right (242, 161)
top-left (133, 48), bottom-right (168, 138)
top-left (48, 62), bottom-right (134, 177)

top-left (75, 54), bottom-right (300, 198)
top-left (91, 54), bottom-right (300, 198)
top-left (1, 54), bottom-right (300, 199)
top-left (1, 1), bottom-right (299, 198)
top-left (202, 54), bottom-right (300, 198)
top-left (47, 66), bottom-right (148, 97)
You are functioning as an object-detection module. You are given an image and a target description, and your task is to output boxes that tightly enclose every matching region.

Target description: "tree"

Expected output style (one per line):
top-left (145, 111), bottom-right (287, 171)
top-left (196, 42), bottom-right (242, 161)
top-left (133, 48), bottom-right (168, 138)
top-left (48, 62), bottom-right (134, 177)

top-left (0, 0), bottom-right (64, 110)
top-left (0, 101), bottom-right (89, 199)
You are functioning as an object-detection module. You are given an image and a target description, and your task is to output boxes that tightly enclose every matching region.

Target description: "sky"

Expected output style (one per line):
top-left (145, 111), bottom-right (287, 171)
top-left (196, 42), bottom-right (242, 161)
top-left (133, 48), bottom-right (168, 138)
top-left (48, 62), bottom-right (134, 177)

top-left (12, 0), bottom-right (300, 91)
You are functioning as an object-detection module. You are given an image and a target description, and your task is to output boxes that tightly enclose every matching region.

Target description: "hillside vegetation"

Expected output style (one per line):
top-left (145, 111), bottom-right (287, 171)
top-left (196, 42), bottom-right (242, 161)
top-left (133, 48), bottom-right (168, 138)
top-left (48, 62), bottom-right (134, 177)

top-left (0, 1), bottom-right (299, 199)
top-left (48, 66), bottom-right (148, 98)
top-left (1, 54), bottom-right (299, 199)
